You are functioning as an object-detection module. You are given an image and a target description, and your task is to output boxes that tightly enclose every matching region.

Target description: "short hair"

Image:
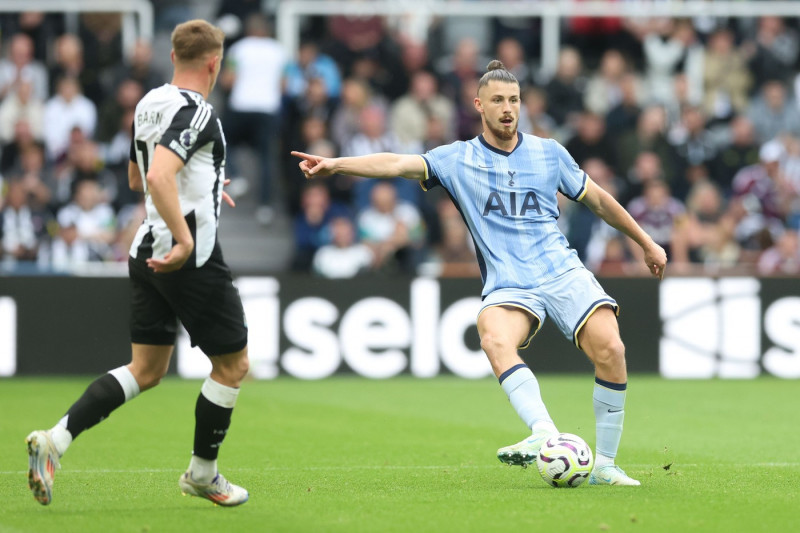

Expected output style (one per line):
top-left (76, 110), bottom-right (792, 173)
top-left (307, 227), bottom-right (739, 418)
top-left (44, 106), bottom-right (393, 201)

top-left (171, 19), bottom-right (224, 63)
top-left (477, 60), bottom-right (519, 93)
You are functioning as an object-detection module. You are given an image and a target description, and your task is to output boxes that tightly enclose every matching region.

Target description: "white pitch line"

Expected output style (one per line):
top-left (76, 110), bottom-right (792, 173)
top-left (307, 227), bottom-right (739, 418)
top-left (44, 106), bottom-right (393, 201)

top-left (2, 462), bottom-right (799, 475)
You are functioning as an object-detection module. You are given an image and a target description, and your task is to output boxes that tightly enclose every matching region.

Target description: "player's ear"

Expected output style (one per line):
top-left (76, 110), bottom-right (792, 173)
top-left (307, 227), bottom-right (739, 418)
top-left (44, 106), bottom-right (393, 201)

top-left (170, 50), bottom-right (176, 65)
top-left (474, 96), bottom-right (483, 114)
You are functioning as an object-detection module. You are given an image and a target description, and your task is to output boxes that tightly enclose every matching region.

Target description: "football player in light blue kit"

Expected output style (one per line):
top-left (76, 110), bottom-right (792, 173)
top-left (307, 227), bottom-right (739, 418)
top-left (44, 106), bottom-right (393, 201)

top-left (292, 60), bottom-right (667, 486)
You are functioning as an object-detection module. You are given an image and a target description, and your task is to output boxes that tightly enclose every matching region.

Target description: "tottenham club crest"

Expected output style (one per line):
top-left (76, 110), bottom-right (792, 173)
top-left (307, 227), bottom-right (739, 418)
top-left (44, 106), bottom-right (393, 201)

top-left (507, 170), bottom-right (516, 186)
top-left (179, 128), bottom-right (199, 149)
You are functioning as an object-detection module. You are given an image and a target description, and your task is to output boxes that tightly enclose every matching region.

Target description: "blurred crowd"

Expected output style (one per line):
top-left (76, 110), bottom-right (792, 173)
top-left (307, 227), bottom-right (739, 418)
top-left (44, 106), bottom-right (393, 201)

top-left (2, 3), bottom-right (800, 278)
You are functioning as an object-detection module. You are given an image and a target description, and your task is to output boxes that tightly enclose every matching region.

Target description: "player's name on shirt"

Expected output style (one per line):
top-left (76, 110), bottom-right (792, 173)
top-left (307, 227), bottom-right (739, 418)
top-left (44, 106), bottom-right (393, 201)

top-left (137, 111), bottom-right (163, 127)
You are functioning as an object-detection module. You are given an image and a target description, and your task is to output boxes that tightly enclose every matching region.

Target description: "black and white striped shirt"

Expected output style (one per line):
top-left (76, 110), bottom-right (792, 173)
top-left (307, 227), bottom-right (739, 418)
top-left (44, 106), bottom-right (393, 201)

top-left (129, 84), bottom-right (226, 268)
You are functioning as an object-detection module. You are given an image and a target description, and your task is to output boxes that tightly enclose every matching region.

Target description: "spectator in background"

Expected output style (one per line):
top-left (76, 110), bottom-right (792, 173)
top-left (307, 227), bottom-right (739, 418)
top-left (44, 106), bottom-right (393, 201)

top-left (291, 181), bottom-right (349, 272)
top-left (326, 13), bottom-right (387, 75)
top-left (567, 158), bottom-right (623, 265)
top-left (96, 79), bottom-right (142, 143)
top-left (111, 40), bottom-right (163, 93)
top-left (669, 106), bottom-right (717, 199)
top-left (1, 11), bottom-right (64, 64)
top-left (746, 16), bottom-right (799, 91)
top-left (518, 86), bottom-right (556, 139)
top-left (638, 18), bottom-right (703, 108)
top-left (330, 77), bottom-right (387, 150)
top-left (77, 13), bottom-right (122, 104)
top-left (55, 179), bottom-right (115, 261)
top-left (1, 179), bottom-right (39, 261)
top-left (220, 13), bottom-right (287, 225)
top-left (545, 47), bottom-right (586, 129)
top-left (0, 33), bottom-right (48, 102)
top-left (312, 216), bottom-right (374, 278)
top-left (283, 40), bottom-right (342, 101)
top-left (357, 181), bottom-right (425, 275)
top-left (746, 80), bottom-right (800, 144)
top-left (428, 195), bottom-right (479, 277)
top-left (48, 220), bottom-right (90, 270)
top-left (757, 229), bottom-right (800, 275)
top-left (0, 120), bottom-right (40, 176)
top-left (494, 37), bottom-right (531, 88)
top-left (14, 142), bottom-right (52, 212)
top-left (604, 73), bottom-right (642, 138)
top-left (390, 70), bottom-right (456, 148)
top-left (439, 37), bottom-right (483, 102)
top-left (43, 75), bottom-right (97, 162)
top-left (0, 79), bottom-right (43, 145)
top-left (729, 140), bottom-right (790, 259)
top-left (564, 112), bottom-right (616, 171)
top-left (621, 151), bottom-right (668, 207)
top-left (626, 178), bottom-right (687, 265)
top-left (710, 115), bottom-right (760, 194)
top-left (616, 105), bottom-right (677, 192)
top-left (677, 180), bottom-right (739, 268)
top-left (702, 27), bottom-right (752, 124)
top-left (584, 49), bottom-right (638, 117)
top-left (59, 140), bottom-right (118, 208)
top-left (47, 34), bottom-right (103, 107)
top-left (344, 104), bottom-right (421, 210)
top-left (455, 77), bottom-right (483, 141)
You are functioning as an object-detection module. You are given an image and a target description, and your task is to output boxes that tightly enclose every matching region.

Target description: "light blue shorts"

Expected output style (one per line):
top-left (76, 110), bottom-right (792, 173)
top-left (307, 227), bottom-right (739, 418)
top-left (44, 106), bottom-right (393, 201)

top-left (478, 267), bottom-right (619, 350)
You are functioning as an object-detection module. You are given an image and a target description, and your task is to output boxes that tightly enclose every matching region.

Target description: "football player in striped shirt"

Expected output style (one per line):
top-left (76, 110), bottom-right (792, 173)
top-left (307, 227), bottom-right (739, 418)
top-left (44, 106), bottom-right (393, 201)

top-left (26, 20), bottom-right (250, 506)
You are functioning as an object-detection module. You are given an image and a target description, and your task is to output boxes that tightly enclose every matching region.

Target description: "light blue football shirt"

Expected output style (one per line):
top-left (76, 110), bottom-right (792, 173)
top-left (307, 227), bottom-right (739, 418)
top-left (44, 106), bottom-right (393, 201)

top-left (421, 132), bottom-right (588, 297)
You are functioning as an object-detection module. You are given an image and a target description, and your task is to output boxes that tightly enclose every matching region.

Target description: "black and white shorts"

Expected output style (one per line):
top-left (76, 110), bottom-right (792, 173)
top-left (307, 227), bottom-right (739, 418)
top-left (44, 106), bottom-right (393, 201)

top-left (128, 245), bottom-right (248, 356)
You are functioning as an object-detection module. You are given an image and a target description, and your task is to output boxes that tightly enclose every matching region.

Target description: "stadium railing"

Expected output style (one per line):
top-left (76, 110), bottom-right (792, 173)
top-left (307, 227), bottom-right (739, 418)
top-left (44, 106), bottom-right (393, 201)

top-left (0, 0), bottom-right (153, 60)
top-left (277, 1), bottom-right (800, 78)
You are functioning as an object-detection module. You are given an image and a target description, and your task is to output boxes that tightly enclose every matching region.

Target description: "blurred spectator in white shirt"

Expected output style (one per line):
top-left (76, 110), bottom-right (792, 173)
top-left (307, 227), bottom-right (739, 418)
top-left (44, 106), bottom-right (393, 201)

top-left (0, 79), bottom-right (43, 144)
top-left (357, 181), bottom-right (425, 274)
top-left (0, 33), bottom-right (48, 102)
top-left (43, 75), bottom-right (97, 161)
top-left (221, 13), bottom-right (287, 224)
top-left (56, 179), bottom-right (115, 261)
top-left (312, 216), bottom-right (374, 279)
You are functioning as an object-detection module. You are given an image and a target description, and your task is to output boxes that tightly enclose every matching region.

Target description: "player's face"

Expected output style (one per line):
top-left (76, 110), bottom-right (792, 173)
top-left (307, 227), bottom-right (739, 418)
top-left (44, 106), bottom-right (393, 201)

top-left (476, 81), bottom-right (520, 142)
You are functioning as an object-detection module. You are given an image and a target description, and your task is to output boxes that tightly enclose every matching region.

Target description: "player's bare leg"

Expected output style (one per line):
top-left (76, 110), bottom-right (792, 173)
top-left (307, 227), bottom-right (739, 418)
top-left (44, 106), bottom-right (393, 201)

top-left (578, 307), bottom-right (640, 486)
top-left (26, 344), bottom-right (171, 505)
top-left (479, 306), bottom-right (558, 466)
top-left (179, 346), bottom-right (250, 506)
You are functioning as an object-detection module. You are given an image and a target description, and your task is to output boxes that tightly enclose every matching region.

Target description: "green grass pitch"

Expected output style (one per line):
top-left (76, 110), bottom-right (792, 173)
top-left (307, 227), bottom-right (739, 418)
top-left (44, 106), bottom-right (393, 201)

top-left (1, 376), bottom-right (798, 532)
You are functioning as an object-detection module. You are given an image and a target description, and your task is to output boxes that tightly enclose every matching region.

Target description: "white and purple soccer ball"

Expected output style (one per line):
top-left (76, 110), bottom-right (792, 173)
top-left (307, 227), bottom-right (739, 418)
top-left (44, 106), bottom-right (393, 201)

top-left (536, 433), bottom-right (594, 488)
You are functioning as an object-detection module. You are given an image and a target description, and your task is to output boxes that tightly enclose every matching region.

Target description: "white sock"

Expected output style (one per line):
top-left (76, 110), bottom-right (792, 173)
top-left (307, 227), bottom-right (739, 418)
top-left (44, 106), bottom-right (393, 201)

top-left (532, 419), bottom-right (558, 435)
top-left (595, 454), bottom-right (614, 468)
top-left (50, 416), bottom-right (73, 457)
top-left (499, 364), bottom-right (554, 430)
top-left (189, 455), bottom-right (217, 483)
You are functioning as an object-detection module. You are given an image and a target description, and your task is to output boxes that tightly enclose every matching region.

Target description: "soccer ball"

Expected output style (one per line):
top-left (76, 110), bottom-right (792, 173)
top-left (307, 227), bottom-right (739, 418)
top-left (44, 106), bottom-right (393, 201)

top-left (536, 433), bottom-right (594, 488)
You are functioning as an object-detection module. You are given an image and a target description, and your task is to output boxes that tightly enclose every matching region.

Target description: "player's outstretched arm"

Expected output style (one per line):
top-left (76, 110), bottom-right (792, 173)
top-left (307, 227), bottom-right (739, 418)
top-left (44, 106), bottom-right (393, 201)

top-left (580, 178), bottom-right (667, 279)
top-left (291, 151), bottom-right (426, 181)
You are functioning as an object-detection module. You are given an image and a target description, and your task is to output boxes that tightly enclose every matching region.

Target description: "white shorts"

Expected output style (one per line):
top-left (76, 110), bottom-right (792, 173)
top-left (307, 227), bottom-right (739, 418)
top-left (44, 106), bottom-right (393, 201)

top-left (478, 267), bottom-right (619, 350)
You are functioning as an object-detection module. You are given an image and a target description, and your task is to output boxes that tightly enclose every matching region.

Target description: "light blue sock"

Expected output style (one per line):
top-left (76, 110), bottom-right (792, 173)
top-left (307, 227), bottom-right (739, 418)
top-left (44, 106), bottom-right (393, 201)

top-left (499, 364), bottom-right (553, 430)
top-left (593, 377), bottom-right (627, 461)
